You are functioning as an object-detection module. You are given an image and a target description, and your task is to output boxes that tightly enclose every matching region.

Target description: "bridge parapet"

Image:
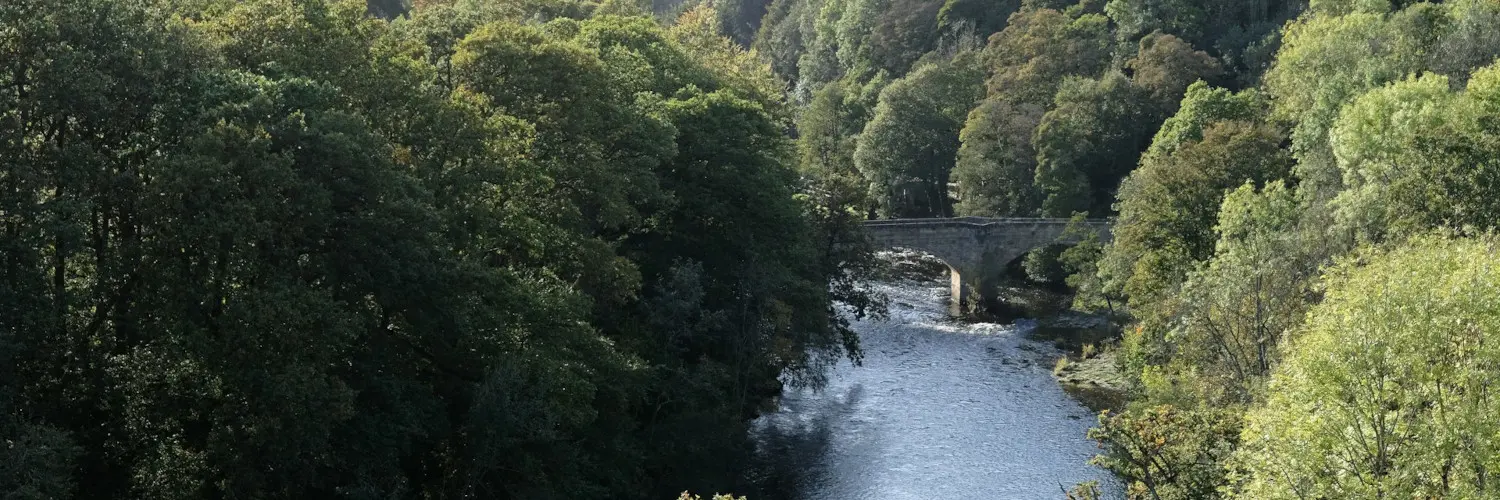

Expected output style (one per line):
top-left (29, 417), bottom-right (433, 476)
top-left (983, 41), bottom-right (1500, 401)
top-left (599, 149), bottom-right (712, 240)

top-left (862, 217), bottom-right (1111, 315)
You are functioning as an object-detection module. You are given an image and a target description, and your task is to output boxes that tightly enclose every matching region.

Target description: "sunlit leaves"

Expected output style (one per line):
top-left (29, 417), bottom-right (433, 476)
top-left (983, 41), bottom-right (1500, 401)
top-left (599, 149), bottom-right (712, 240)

top-left (1329, 67), bottom-right (1500, 243)
top-left (952, 97), bottom-right (1045, 216)
top-left (1233, 235), bottom-right (1500, 498)
top-left (1170, 181), bottom-right (1312, 400)
top-left (1033, 71), bottom-right (1153, 216)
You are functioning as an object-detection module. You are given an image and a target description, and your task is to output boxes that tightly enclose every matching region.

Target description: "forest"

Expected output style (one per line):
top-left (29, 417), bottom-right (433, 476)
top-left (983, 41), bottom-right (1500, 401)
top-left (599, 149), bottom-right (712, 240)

top-left (0, 0), bottom-right (880, 497)
top-left (5, 0), bottom-right (1500, 498)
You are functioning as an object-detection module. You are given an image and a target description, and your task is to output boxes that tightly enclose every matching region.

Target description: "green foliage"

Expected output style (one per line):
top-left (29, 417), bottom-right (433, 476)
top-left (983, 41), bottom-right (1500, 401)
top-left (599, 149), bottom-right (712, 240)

top-left (855, 54), bottom-right (984, 217)
top-left (713, 0), bottom-right (774, 45)
top-left (1126, 32), bottom-right (1223, 114)
top-left (1092, 178), bottom-right (1309, 451)
top-left (794, 82), bottom-right (887, 309)
top-left (797, 81), bottom-right (868, 195)
top-left (865, 0), bottom-right (944, 76)
top-left (1103, 118), bottom-right (1290, 326)
top-left (1059, 214), bottom-right (1116, 312)
top-left (792, 0), bottom-right (847, 94)
top-left (954, 6), bottom-right (1145, 221)
top-left (1329, 67), bottom-right (1500, 243)
top-left (17, 0), bottom-right (1500, 497)
top-left (1091, 404), bottom-right (1243, 500)
top-left (1033, 71), bottom-right (1154, 216)
top-left (788, 0), bottom-right (918, 94)
top-left (1064, 481), bottom-right (1104, 500)
top-left (982, 7), bottom-right (1113, 105)
top-left (0, 422), bottom-right (81, 500)
top-left (1023, 244), bottom-right (1069, 284)
top-left (671, 5), bottom-right (788, 104)
top-left (1141, 82), bottom-right (1264, 165)
top-left (1308, 0), bottom-right (1393, 15)
top-left (1171, 181), bottom-right (1313, 400)
top-left (936, 0), bottom-right (1020, 40)
top-left (1232, 235), bottom-right (1500, 498)
top-left (0, 1), bottom-right (880, 498)
top-left (951, 97), bottom-right (1045, 216)
top-left (1265, 4), bottom-right (1447, 202)
top-left (752, 0), bottom-right (819, 85)
top-left (1431, 0), bottom-right (1500, 88)
top-left (1105, 0), bottom-right (1206, 44)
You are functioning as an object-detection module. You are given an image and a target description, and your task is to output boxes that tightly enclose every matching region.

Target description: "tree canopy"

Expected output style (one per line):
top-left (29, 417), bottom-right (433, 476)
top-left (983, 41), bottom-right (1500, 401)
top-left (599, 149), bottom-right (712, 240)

top-left (0, 1), bottom-right (880, 498)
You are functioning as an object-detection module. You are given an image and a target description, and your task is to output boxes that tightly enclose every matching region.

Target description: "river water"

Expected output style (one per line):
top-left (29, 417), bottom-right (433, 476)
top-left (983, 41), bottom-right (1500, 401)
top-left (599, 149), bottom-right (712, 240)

top-left (743, 278), bottom-right (1124, 499)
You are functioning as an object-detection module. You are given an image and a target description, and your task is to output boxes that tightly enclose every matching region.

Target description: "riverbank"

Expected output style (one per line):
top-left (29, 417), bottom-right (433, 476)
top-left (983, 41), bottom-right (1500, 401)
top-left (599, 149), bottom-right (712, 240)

top-left (1027, 313), bottom-right (1130, 413)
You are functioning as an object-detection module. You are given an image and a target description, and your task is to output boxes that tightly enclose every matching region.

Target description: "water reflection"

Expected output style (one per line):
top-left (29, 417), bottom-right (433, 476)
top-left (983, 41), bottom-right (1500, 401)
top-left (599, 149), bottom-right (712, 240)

top-left (744, 280), bottom-right (1123, 499)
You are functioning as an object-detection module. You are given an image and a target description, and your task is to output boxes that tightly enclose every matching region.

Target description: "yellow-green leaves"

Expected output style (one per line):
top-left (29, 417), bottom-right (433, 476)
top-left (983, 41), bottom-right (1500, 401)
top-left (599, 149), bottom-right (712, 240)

top-left (1329, 64), bottom-right (1500, 243)
top-left (1233, 235), bottom-right (1500, 498)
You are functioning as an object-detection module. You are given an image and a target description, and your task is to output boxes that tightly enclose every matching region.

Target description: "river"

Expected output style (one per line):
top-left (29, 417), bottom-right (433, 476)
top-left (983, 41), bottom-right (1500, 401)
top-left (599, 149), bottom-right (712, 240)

top-left (742, 277), bottom-right (1124, 499)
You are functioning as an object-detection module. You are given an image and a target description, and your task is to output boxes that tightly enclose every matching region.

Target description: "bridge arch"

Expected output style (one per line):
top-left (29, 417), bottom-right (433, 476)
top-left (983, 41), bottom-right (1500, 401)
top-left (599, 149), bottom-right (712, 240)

top-left (863, 217), bottom-right (1111, 315)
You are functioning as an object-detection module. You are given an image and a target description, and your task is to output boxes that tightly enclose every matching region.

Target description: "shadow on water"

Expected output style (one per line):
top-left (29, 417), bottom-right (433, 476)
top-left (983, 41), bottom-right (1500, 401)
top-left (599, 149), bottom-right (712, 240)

top-left (739, 384), bottom-right (865, 498)
top-left (1060, 383), bottom-right (1128, 414)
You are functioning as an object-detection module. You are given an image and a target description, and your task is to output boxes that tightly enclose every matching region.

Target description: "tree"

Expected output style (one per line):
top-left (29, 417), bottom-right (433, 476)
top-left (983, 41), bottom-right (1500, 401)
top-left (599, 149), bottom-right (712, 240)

top-left (0, 0), bottom-right (214, 495)
top-left (1264, 4), bottom-right (1443, 203)
top-left (1033, 71), bottom-right (1155, 216)
top-left (1023, 244), bottom-right (1070, 284)
top-left (1095, 192), bottom-right (1311, 500)
top-left (714, 0), bottom-right (775, 45)
top-left (1139, 82), bottom-right (1264, 165)
top-left (1328, 67), bottom-right (1500, 244)
top-left (1098, 84), bottom-right (1271, 319)
top-left (793, 0), bottom-right (848, 96)
top-left (854, 54), bottom-right (984, 217)
top-left (829, 0), bottom-right (891, 83)
top-left (1232, 235), bottom-right (1500, 498)
top-left (982, 7), bottom-right (1112, 106)
top-left (1431, 0), bottom-right (1500, 88)
top-left (1105, 0), bottom-right (1205, 45)
top-left (936, 0), bottom-right (1021, 41)
top-left (788, 0), bottom-right (898, 95)
top-left (950, 6), bottom-right (1114, 218)
top-left (797, 80), bottom-right (871, 218)
top-left (865, 0), bottom-right (944, 76)
top-left (752, 0), bottom-right (819, 85)
top-left (1059, 213), bottom-right (1117, 312)
top-left (1101, 120), bottom-right (1292, 375)
top-left (1090, 405), bottom-right (1243, 500)
top-left (1, 1), bottom-right (880, 498)
top-left (1171, 181), bottom-right (1313, 400)
top-left (1126, 32), bottom-right (1223, 115)
top-left (671, 5), bottom-right (788, 106)
top-left (794, 83), bottom-right (889, 333)
top-left (952, 97), bottom-right (1045, 216)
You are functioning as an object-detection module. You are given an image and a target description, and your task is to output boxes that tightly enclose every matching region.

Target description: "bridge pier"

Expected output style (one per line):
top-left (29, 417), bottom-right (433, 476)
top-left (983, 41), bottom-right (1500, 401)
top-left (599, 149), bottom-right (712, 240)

top-left (949, 266), bottom-right (975, 316)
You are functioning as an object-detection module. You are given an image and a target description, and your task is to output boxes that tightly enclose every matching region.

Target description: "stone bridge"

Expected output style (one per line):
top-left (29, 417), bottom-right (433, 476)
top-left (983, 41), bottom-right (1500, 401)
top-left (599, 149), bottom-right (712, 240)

top-left (863, 217), bottom-right (1112, 315)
